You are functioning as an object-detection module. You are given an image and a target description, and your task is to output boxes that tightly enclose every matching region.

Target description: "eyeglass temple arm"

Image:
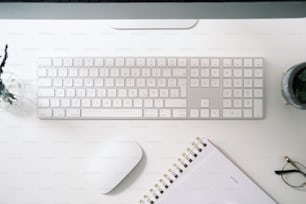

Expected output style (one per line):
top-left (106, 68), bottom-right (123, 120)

top-left (275, 169), bottom-right (306, 177)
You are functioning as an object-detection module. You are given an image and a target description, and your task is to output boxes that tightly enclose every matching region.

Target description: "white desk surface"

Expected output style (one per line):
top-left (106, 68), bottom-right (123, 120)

top-left (0, 19), bottom-right (306, 204)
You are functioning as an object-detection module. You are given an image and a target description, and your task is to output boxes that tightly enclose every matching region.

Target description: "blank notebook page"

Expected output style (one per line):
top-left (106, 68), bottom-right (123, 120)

top-left (155, 138), bottom-right (276, 204)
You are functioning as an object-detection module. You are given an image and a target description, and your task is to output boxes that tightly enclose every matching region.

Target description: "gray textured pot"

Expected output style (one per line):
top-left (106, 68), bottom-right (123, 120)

top-left (281, 62), bottom-right (306, 109)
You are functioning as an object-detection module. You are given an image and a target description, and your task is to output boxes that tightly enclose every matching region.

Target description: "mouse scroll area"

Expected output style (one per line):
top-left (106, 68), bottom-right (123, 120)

top-left (85, 140), bottom-right (143, 194)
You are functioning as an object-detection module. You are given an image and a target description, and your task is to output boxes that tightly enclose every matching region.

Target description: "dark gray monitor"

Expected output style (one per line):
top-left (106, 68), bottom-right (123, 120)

top-left (0, 1), bottom-right (306, 19)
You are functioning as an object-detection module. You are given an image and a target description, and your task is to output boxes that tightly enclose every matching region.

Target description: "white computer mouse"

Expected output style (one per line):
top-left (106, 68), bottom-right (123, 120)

top-left (85, 139), bottom-right (143, 194)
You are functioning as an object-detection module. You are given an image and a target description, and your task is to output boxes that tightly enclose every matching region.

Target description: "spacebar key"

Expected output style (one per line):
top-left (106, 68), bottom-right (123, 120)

top-left (82, 109), bottom-right (142, 118)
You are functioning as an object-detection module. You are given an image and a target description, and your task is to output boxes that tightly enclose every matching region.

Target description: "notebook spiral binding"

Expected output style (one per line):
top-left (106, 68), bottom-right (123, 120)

top-left (139, 137), bottom-right (207, 204)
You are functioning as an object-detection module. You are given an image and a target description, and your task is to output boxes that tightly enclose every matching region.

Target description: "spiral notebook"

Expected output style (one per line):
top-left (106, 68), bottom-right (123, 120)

top-left (139, 137), bottom-right (277, 204)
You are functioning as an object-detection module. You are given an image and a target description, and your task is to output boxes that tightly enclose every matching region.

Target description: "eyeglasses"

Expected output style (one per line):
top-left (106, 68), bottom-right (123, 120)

top-left (275, 156), bottom-right (306, 190)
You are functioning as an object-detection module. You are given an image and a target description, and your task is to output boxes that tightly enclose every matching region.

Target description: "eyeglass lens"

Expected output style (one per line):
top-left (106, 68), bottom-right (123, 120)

top-left (281, 161), bottom-right (306, 188)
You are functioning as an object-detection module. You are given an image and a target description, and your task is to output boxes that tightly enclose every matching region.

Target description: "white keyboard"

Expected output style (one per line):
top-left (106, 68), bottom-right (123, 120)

top-left (37, 57), bottom-right (264, 119)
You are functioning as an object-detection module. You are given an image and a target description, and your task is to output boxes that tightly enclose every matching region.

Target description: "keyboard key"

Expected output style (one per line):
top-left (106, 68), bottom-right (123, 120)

top-left (243, 58), bottom-right (252, 67)
top-left (157, 58), bottom-right (166, 67)
top-left (190, 79), bottom-right (199, 87)
top-left (223, 99), bottom-right (232, 108)
top-left (160, 89), bottom-right (169, 97)
top-left (223, 79), bottom-right (232, 88)
top-left (211, 79), bottom-right (220, 87)
top-left (105, 58), bottom-right (114, 66)
top-left (144, 99), bottom-right (153, 107)
top-left (244, 79), bottom-right (253, 88)
top-left (162, 69), bottom-right (171, 77)
top-left (190, 109), bottom-right (199, 118)
top-left (200, 58), bottom-right (209, 67)
top-left (173, 109), bottom-right (187, 118)
top-left (244, 89), bottom-right (253, 98)
top-left (223, 89), bottom-right (232, 98)
top-left (79, 68), bottom-right (88, 77)
top-left (173, 69), bottom-right (187, 77)
top-left (244, 99), bottom-right (253, 108)
top-left (254, 58), bottom-right (263, 68)
top-left (200, 99), bottom-right (210, 108)
top-left (82, 99), bottom-right (91, 107)
top-left (244, 69), bottom-right (253, 77)
top-left (126, 58), bottom-right (135, 66)
top-left (233, 69), bottom-right (242, 77)
top-left (144, 109), bottom-right (158, 118)
top-left (94, 58), bottom-right (103, 67)
top-left (254, 79), bottom-right (263, 88)
top-left (160, 109), bottom-right (171, 118)
top-left (133, 99), bottom-right (142, 107)
top-left (200, 109), bottom-right (209, 118)
top-left (211, 58), bottom-right (220, 67)
top-left (243, 109), bottom-right (253, 118)
top-left (168, 79), bottom-right (177, 87)
top-left (136, 58), bottom-right (146, 67)
top-left (102, 99), bottom-right (111, 107)
top-left (147, 58), bottom-right (155, 67)
top-left (84, 58), bottom-right (94, 67)
top-left (190, 58), bottom-right (199, 67)
top-left (38, 68), bottom-right (47, 77)
top-left (254, 69), bottom-right (263, 77)
top-left (38, 109), bottom-right (52, 118)
top-left (63, 79), bottom-right (73, 87)
top-left (233, 89), bottom-right (242, 98)
top-left (50, 99), bottom-right (60, 107)
top-left (201, 79), bottom-right (209, 87)
top-left (71, 99), bottom-right (81, 107)
top-left (82, 109), bottom-right (142, 118)
top-left (76, 89), bottom-right (86, 97)
top-left (61, 99), bottom-right (70, 107)
top-left (190, 69), bottom-right (199, 77)
top-left (178, 58), bottom-right (187, 67)
top-left (170, 89), bottom-right (179, 97)
top-left (233, 58), bottom-right (242, 67)
top-left (113, 99), bottom-right (122, 107)
top-left (149, 89), bottom-right (158, 97)
top-left (123, 99), bottom-right (132, 107)
top-left (139, 89), bottom-right (148, 97)
top-left (66, 89), bottom-right (76, 97)
top-left (233, 79), bottom-right (242, 87)
top-left (115, 58), bottom-right (124, 67)
top-left (211, 69), bottom-right (220, 77)
top-left (254, 89), bottom-right (263, 98)
top-left (74, 58), bottom-right (83, 67)
top-left (89, 68), bottom-right (99, 77)
top-left (53, 109), bottom-right (65, 118)
top-left (165, 99), bottom-right (186, 108)
top-left (52, 58), bottom-right (62, 67)
top-left (211, 109), bottom-right (220, 118)
top-left (223, 69), bottom-right (232, 77)
top-left (223, 109), bottom-right (242, 118)
top-left (233, 99), bottom-right (242, 108)
top-left (223, 58), bottom-right (232, 67)
top-left (47, 69), bottom-right (57, 77)
top-left (201, 69), bottom-right (210, 77)
top-left (97, 89), bottom-right (106, 97)
top-left (254, 99), bottom-right (263, 118)
top-left (167, 58), bottom-right (176, 67)
top-left (154, 99), bottom-right (163, 108)
top-left (66, 109), bottom-right (81, 118)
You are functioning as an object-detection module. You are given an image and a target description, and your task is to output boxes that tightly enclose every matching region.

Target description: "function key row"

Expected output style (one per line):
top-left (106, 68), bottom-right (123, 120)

top-left (38, 57), bottom-right (264, 68)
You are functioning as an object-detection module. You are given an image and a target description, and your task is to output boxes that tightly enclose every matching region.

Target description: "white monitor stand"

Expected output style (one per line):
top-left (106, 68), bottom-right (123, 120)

top-left (108, 19), bottom-right (199, 30)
